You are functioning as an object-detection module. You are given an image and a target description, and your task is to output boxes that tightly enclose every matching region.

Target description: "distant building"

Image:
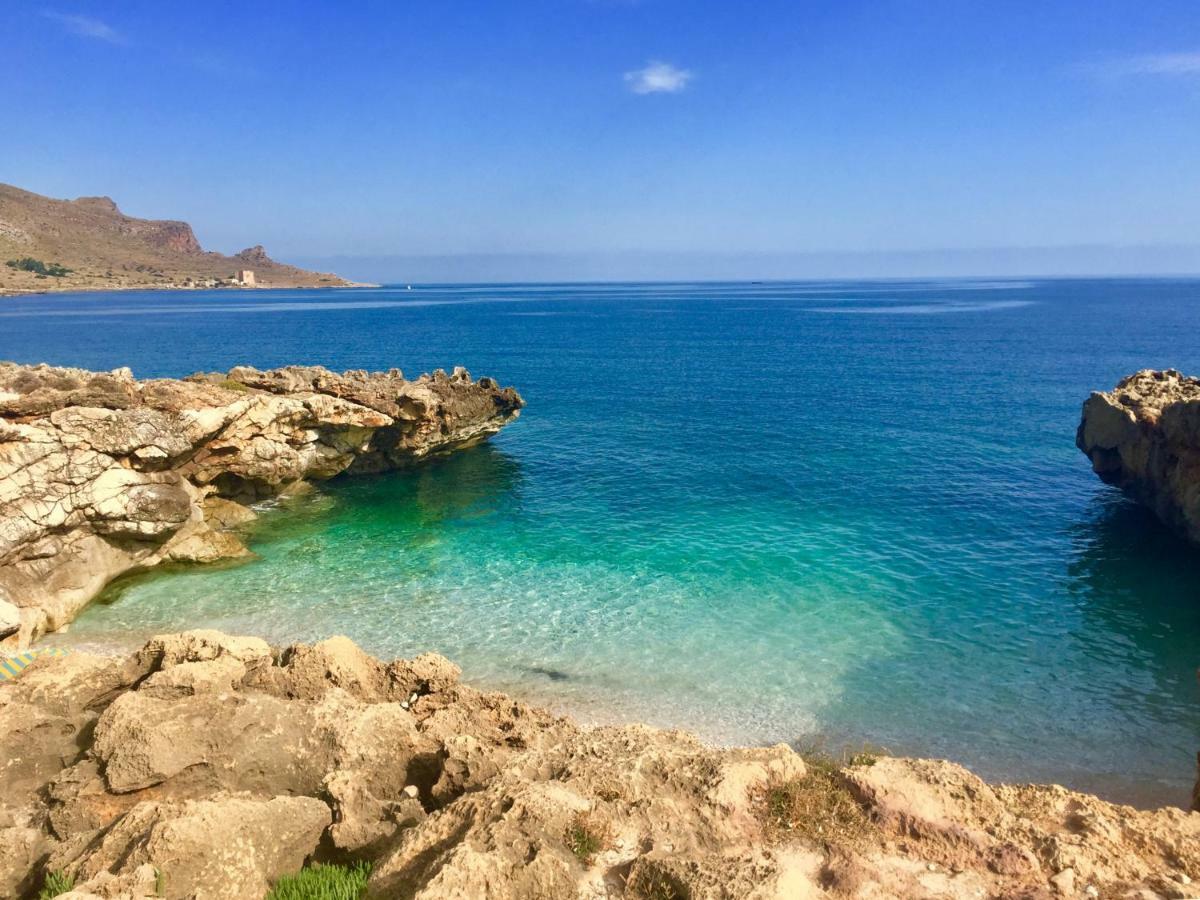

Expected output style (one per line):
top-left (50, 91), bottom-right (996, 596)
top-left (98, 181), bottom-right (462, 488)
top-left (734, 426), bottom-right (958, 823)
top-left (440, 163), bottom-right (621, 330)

top-left (235, 269), bottom-right (256, 286)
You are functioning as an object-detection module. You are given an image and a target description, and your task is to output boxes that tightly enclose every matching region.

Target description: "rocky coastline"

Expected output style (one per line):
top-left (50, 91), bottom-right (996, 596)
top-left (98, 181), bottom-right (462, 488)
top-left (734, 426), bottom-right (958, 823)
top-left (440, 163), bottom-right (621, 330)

top-left (0, 362), bottom-right (522, 647)
top-left (0, 631), bottom-right (1194, 899)
top-left (0, 365), bottom-right (1198, 898)
top-left (1077, 369), bottom-right (1200, 544)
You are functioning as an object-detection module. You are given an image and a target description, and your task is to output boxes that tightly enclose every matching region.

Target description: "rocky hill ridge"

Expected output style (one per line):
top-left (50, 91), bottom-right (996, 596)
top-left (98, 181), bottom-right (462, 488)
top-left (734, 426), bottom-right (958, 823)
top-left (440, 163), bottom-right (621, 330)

top-left (0, 183), bottom-right (353, 293)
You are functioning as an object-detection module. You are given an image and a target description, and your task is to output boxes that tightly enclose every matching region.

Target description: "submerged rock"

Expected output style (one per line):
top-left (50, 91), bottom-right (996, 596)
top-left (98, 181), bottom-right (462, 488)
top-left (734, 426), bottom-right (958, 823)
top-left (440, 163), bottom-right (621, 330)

top-left (1077, 369), bottom-right (1200, 542)
top-left (0, 632), bottom-right (1195, 899)
top-left (0, 362), bottom-right (523, 646)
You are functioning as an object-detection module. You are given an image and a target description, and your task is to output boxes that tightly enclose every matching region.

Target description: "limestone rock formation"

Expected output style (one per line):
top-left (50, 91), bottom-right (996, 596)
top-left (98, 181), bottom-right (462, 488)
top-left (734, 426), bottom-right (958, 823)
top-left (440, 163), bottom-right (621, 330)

top-left (0, 632), bottom-right (1195, 899)
top-left (1077, 369), bottom-right (1200, 542)
top-left (0, 363), bottom-right (523, 646)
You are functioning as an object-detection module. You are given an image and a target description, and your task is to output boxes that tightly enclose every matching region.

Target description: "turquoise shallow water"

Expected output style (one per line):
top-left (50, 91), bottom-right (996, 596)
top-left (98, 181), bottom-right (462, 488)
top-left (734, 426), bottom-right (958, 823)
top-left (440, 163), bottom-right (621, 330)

top-left (5, 279), bottom-right (1199, 807)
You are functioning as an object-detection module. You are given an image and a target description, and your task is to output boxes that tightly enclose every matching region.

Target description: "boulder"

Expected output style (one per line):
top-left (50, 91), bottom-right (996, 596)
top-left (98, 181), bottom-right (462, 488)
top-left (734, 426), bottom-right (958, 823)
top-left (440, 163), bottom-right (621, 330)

top-left (52, 795), bottom-right (330, 900)
top-left (1077, 369), bottom-right (1200, 542)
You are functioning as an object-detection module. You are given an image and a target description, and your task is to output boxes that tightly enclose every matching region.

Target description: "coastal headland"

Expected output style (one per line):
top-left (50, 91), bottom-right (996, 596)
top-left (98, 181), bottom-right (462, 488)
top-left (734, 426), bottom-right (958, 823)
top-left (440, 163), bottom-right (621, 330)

top-left (0, 184), bottom-right (363, 295)
top-left (0, 363), bottom-right (523, 647)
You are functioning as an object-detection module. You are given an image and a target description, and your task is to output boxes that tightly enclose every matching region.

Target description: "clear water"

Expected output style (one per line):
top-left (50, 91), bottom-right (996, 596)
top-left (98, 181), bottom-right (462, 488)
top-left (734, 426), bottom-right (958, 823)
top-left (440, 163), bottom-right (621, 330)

top-left (4, 280), bottom-right (1198, 807)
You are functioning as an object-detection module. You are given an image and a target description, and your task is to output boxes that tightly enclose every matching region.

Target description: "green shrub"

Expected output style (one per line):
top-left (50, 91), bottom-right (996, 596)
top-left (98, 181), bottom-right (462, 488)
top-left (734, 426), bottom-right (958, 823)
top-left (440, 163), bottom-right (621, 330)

top-left (564, 810), bottom-right (611, 865)
top-left (37, 870), bottom-right (75, 899)
top-left (266, 862), bottom-right (371, 900)
top-left (6, 257), bottom-right (72, 277)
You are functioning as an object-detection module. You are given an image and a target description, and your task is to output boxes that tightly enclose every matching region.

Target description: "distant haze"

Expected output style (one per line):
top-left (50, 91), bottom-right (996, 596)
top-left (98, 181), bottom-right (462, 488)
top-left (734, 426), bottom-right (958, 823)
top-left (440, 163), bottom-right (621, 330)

top-left (297, 246), bottom-right (1200, 285)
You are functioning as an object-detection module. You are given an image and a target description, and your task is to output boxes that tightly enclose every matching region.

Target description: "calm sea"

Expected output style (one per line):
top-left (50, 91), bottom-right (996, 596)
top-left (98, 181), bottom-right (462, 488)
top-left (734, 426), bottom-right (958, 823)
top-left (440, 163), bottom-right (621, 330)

top-left (5, 279), bottom-right (1198, 807)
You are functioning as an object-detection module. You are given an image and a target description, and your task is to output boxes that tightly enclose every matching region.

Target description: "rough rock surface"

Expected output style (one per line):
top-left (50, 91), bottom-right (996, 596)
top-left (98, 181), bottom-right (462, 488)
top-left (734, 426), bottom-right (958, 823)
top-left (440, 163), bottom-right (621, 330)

top-left (1, 632), bottom-right (1195, 900)
top-left (1077, 369), bottom-right (1200, 543)
top-left (0, 363), bottom-right (522, 646)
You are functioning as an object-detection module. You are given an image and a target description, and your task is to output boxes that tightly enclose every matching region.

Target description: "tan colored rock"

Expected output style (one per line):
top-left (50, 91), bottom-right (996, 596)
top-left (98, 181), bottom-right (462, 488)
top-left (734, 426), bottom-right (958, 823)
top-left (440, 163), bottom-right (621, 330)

top-left (2, 633), bottom-right (1196, 900)
top-left (0, 595), bottom-right (18, 639)
top-left (52, 795), bottom-right (331, 900)
top-left (0, 362), bottom-right (522, 646)
top-left (1078, 369), bottom-right (1200, 541)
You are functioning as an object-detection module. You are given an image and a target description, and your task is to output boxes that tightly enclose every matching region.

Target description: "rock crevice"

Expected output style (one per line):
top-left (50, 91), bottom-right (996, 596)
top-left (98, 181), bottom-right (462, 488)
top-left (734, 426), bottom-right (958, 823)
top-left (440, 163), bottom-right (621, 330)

top-left (0, 362), bottom-right (523, 645)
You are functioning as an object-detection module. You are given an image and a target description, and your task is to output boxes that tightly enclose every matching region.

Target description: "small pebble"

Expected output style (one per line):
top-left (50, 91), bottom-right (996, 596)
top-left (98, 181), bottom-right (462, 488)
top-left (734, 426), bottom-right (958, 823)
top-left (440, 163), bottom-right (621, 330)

top-left (1084, 886), bottom-right (1097, 898)
top-left (402, 785), bottom-right (420, 799)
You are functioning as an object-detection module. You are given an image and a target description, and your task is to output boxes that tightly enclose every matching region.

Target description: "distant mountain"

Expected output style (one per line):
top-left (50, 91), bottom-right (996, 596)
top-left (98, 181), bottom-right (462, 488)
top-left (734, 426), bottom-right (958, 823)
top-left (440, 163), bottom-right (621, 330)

top-left (0, 183), bottom-right (352, 294)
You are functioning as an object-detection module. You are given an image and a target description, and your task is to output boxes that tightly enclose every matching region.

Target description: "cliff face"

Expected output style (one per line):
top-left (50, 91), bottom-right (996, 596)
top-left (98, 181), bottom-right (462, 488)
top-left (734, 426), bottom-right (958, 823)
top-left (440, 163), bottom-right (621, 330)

top-left (0, 183), bottom-right (353, 293)
top-left (1, 631), bottom-right (1195, 899)
top-left (0, 363), bottom-right (523, 646)
top-left (1077, 369), bottom-right (1200, 542)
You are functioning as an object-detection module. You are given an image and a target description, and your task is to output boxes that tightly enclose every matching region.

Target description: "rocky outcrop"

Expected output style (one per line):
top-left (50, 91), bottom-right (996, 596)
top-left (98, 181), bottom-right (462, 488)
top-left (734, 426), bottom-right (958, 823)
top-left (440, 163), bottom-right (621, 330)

top-left (0, 632), bottom-right (1195, 899)
top-left (1077, 369), bottom-right (1200, 542)
top-left (0, 363), bottom-right (523, 646)
top-left (235, 245), bottom-right (271, 264)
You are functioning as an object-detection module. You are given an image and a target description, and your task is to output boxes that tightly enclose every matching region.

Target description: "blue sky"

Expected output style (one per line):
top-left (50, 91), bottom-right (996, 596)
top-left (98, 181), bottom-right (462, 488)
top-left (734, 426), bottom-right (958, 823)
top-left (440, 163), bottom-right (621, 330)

top-left (5, 1), bottom-right (1200, 279)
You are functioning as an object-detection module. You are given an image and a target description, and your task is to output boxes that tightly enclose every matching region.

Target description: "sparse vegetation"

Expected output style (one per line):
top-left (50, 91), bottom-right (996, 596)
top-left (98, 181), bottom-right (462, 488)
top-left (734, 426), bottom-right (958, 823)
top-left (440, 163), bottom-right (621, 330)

top-left (564, 810), bottom-right (612, 865)
top-left (755, 750), bottom-right (874, 850)
top-left (217, 378), bottom-right (251, 392)
top-left (6, 257), bottom-right (72, 277)
top-left (37, 869), bottom-right (75, 899)
top-left (625, 865), bottom-right (685, 900)
top-left (265, 862), bottom-right (371, 900)
top-left (846, 749), bottom-right (879, 768)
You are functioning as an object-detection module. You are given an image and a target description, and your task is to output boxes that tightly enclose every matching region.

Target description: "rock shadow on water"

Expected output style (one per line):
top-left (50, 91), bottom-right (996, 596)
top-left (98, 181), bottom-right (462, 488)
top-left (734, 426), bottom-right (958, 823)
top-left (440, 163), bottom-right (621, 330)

top-left (1066, 493), bottom-right (1200, 684)
top-left (56, 444), bottom-right (526, 641)
top-left (259, 442), bottom-right (528, 591)
top-left (327, 441), bottom-right (525, 531)
top-left (1063, 491), bottom-right (1200, 807)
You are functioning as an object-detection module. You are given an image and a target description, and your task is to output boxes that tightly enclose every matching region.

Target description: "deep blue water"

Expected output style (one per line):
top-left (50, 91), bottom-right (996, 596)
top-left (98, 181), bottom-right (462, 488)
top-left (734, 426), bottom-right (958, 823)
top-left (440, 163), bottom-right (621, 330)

top-left (5, 279), bottom-right (1199, 807)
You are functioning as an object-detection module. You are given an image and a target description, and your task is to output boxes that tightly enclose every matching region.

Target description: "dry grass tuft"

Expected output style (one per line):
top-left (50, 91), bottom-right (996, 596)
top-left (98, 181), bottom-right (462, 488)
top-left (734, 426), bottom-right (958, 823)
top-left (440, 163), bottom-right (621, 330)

top-left (564, 809), bottom-right (612, 865)
top-left (625, 863), bottom-right (687, 900)
top-left (755, 750), bottom-right (875, 850)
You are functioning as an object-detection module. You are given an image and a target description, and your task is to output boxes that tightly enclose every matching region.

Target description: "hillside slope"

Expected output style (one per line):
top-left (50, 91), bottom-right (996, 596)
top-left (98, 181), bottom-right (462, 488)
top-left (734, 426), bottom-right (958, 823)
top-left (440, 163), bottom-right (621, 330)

top-left (0, 183), bottom-right (352, 294)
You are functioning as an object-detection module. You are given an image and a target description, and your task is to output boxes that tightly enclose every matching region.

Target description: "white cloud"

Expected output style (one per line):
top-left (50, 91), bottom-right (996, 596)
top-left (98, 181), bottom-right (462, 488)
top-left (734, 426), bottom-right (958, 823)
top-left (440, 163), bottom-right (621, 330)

top-left (1090, 50), bottom-right (1200, 77)
top-left (624, 61), bottom-right (693, 94)
top-left (42, 11), bottom-right (126, 44)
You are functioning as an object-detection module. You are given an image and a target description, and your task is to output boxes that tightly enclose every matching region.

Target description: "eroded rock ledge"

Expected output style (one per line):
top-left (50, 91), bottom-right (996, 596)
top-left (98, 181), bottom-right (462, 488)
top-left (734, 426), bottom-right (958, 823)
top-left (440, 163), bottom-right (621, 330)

top-left (1077, 369), bottom-right (1200, 542)
top-left (1, 632), bottom-right (1195, 899)
top-left (0, 363), bottom-right (523, 646)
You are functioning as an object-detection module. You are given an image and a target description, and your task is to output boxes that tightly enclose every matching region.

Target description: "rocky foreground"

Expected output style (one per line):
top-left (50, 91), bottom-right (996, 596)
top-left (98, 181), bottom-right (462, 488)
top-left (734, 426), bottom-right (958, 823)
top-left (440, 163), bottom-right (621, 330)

top-left (0, 631), bottom-right (1195, 899)
top-left (0, 363), bottom-right (523, 646)
top-left (1077, 369), bottom-right (1200, 543)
